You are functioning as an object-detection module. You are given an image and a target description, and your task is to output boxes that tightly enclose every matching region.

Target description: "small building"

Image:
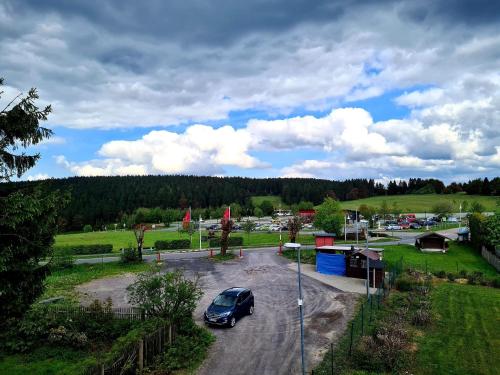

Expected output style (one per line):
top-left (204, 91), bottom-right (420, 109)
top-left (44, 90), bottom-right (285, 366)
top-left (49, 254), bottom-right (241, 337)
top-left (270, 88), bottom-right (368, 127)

top-left (313, 232), bottom-right (336, 247)
top-left (346, 249), bottom-right (385, 287)
top-left (415, 232), bottom-right (451, 253)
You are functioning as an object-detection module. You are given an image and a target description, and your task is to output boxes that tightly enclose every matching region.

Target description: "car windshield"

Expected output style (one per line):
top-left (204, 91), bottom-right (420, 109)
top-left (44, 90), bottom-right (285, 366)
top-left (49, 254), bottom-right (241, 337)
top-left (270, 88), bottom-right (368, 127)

top-left (213, 294), bottom-right (236, 307)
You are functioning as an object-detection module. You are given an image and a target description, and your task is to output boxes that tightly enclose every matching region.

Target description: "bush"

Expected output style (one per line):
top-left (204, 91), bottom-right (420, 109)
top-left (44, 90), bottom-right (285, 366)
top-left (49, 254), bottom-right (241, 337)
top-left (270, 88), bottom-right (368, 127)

top-left (154, 239), bottom-right (191, 250)
top-left (83, 224), bottom-right (93, 232)
top-left (467, 271), bottom-right (484, 285)
top-left (48, 325), bottom-right (88, 348)
top-left (458, 269), bottom-right (468, 278)
top-left (120, 247), bottom-right (141, 263)
top-left (491, 277), bottom-right (500, 288)
top-left (208, 236), bottom-right (243, 247)
top-left (53, 244), bottom-right (113, 255)
top-left (434, 270), bottom-right (447, 279)
top-left (412, 309), bottom-right (432, 326)
top-left (395, 274), bottom-right (419, 292)
top-left (447, 273), bottom-right (456, 282)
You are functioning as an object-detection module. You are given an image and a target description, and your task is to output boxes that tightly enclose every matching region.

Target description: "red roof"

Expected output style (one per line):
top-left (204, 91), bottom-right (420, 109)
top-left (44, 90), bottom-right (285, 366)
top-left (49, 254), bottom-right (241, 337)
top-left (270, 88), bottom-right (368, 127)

top-left (298, 209), bottom-right (316, 215)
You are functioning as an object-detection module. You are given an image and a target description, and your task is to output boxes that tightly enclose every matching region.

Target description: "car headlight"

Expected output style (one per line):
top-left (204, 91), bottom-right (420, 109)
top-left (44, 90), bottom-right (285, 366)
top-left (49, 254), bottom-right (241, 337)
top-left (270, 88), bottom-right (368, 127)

top-left (220, 311), bottom-right (232, 317)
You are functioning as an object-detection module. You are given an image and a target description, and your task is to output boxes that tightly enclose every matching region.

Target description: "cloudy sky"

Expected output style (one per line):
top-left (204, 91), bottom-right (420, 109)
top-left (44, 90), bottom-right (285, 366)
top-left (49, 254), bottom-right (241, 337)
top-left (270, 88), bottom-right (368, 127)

top-left (1, 0), bottom-right (499, 183)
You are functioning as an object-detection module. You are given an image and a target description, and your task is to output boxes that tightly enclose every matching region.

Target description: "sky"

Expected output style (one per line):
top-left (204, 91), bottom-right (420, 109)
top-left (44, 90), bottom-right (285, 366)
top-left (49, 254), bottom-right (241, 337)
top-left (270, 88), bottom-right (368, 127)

top-left (1, 0), bottom-right (499, 184)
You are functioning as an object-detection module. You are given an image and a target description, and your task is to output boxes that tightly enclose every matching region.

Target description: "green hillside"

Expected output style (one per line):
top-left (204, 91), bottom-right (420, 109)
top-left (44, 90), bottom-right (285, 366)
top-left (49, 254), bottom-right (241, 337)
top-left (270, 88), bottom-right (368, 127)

top-left (339, 194), bottom-right (498, 213)
top-left (250, 195), bottom-right (284, 208)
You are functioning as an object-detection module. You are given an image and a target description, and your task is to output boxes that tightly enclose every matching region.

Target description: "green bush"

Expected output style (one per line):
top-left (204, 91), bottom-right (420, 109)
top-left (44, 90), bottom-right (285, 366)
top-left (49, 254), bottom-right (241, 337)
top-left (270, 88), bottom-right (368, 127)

top-left (447, 273), bottom-right (456, 282)
top-left (467, 271), bottom-right (484, 285)
top-left (209, 236), bottom-right (243, 247)
top-left (83, 224), bottom-right (93, 233)
top-left (53, 244), bottom-right (113, 255)
top-left (434, 270), bottom-right (447, 279)
top-left (154, 239), bottom-right (191, 250)
top-left (120, 248), bottom-right (141, 263)
top-left (458, 269), bottom-right (468, 278)
top-left (395, 274), bottom-right (419, 292)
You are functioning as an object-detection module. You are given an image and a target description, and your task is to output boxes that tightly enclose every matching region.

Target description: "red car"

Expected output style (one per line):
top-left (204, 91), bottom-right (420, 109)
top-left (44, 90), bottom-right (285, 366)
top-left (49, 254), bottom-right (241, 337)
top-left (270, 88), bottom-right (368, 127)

top-left (398, 221), bottom-right (410, 229)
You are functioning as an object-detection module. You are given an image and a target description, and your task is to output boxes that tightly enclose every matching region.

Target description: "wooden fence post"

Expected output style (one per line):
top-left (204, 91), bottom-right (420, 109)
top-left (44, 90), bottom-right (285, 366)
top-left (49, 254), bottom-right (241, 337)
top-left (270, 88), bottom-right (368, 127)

top-left (138, 339), bottom-right (144, 374)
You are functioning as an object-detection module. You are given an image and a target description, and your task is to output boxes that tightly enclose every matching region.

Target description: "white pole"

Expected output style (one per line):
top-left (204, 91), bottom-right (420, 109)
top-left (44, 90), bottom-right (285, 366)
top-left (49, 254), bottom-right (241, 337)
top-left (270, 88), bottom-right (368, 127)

top-left (344, 214), bottom-right (347, 242)
top-left (356, 210), bottom-right (359, 244)
top-left (459, 204), bottom-right (462, 231)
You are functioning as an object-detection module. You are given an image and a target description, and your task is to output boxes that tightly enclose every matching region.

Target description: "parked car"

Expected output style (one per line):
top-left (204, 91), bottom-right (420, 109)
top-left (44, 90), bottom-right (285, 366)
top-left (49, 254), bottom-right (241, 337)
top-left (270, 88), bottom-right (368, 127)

top-left (398, 222), bottom-right (410, 229)
top-left (409, 223), bottom-right (421, 229)
top-left (204, 288), bottom-right (254, 327)
top-left (385, 224), bottom-right (402, 230)
top-left (422, 220), bottom-right (437, 226)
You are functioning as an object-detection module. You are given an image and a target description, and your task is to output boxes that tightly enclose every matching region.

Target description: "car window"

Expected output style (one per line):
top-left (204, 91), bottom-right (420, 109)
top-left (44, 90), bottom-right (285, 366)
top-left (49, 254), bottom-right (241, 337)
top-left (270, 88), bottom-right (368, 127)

top-left (213, 294), bottom-right (236, 307)
top-left (241, 291), bottom-right (249, 301)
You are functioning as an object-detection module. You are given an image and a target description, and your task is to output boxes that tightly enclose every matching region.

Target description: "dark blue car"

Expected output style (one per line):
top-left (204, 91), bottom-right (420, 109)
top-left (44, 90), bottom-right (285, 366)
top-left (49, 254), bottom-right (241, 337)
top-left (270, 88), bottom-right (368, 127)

top-left (204, 287), bottom-right (254, 327)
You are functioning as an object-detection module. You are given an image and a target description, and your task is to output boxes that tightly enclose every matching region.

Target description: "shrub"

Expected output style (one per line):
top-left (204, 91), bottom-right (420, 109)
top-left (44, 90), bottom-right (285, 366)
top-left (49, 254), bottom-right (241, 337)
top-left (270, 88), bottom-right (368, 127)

top-left (209, 236), bottom-right (243, 247)
top-left (394, 274), bottom-right (420, 292)
top-left (434, 270), bottom-right (447, 279)
top-left (458, 269), bottom-right (468, 278)
top-left (53, 244), bottom-right (113, 255)
top-left (48, 325), bottom-right (88, 348)
top-left (120, 247), bottom-right (141, 263)
top-left (154, 239), bottom-right (191, 250)
top-left (412, 309), bottom-right (432, 326)
top-left (467, 271), bottom-right (484, 285)
top-left (83, 224), bottom-right (93, 232)
top-left (447, 273), bottom-right (456, 282)
top-left (491, 277), bottom-right (500, 288)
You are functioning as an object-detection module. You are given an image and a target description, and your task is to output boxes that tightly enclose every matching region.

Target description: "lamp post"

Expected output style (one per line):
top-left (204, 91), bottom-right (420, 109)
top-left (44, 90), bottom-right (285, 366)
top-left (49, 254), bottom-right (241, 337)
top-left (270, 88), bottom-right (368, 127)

top-left (284, 242), bottom-right (305, 375)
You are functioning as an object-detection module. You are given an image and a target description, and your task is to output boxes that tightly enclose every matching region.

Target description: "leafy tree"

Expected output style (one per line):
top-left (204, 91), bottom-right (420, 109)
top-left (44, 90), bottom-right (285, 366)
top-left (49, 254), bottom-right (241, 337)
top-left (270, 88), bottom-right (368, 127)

top-left (297, 201), bottom-right (314, 210)
top-left (288, 216), bottom-right (302, 243)
top-left (379, 200), bottom-right (390, 220)
top-left (133, 224), bottom-right (148, 260)
top-left (470, 201), bottom-right (485, 213)
top-left (483, 213), bottom-right (500, 250)
top-left (468, 212), bottom-right (485, 251)
top-left (127, 267), bottom-right (202, 342)
top-left (259, 200), bottom-right (274, 216)
top-left (242, 219), bottom-right (256, 243)
top-left (314, 197), bottom-right (344, 235)
top-left (0, 77), bottom-right (66, 332)
top-left (229, 202), bottom-right (242, 221)
top-left (392, 202), bottom-right (401, 218)
top-left (83, 224), bottom-right (93, 233)
top-left (431, 201), bottom-right (454, 219)
top-left (461, 200), bottom-right (469, 213)
top-left (163, 208), bottom-right (179, 227)
top-left (358, 204), bottom-right (376, 228)
top-left (253, 206), bottom-right (264, 218)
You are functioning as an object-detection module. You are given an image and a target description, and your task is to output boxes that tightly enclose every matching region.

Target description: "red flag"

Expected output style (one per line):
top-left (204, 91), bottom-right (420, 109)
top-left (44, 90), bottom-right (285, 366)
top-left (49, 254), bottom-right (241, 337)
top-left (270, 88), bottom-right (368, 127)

top-left (223, 206), bottom-right (230, 220)
top-left (183, 209), bottom-right (191, 224)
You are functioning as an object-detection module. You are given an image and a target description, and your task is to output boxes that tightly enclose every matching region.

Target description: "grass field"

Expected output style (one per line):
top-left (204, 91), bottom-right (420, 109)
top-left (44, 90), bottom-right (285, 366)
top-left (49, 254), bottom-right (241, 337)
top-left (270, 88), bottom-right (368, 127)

top-left (380, 242), bottom-right (497, 277)
top-left (250, 195), bottom-right (284, 208)
top-left (339, 193), bottom-right (498, 212)
top-left (55, 230), bottom-right (315, 252)
top-left (415, 283), bottom-right (500, 375)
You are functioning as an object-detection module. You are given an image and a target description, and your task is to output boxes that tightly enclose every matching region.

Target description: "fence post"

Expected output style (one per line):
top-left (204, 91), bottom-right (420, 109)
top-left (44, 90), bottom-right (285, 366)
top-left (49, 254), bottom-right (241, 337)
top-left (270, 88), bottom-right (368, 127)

top-left (100, 364), bottom-right (104, 375)
top-left (349, 321), bottom-right (354, 356)
top-left (330, 342), bottom-right (334, 375)
top-left (138, 339), bottom-right (144, 374)
top-left (369, 297), bottom-right (373, 324)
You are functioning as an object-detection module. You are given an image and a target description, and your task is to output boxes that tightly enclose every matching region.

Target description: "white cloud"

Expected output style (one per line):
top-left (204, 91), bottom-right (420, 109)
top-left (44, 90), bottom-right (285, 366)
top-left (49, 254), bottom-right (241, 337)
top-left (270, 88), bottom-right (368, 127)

top-left (26, 173), bottom-right (50, 181)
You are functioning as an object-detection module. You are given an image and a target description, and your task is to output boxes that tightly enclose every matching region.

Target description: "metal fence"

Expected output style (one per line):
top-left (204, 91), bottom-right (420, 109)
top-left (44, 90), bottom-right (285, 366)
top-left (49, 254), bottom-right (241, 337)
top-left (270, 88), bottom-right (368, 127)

top-left (311, 260), bottom-right (402, 375)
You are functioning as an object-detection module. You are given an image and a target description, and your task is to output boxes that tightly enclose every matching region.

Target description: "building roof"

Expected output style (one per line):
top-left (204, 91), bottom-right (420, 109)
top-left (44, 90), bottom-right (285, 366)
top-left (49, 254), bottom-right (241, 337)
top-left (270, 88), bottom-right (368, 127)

top-left (316, 245), bottom-right (383, 252)
top-left (415, 232), bottom-right (452, 240)
top-left (313, 232), bottom-right (336, 237)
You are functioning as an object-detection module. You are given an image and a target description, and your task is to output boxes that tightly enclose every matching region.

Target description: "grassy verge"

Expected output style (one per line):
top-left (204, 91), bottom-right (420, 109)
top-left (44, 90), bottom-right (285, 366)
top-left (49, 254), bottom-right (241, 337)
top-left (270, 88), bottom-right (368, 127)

top-left (210, 252), bottom-right (238, 262)
top-left (55, 230), bottom-right (315, 252)
top-left (282, 249), bottom-right (316, 264)
top-left (415, 283), bottom-right (500, 375)
top-left (42, 262), bottom-right (151, 304)
top-left (380, 242), bottom-right (497, 277)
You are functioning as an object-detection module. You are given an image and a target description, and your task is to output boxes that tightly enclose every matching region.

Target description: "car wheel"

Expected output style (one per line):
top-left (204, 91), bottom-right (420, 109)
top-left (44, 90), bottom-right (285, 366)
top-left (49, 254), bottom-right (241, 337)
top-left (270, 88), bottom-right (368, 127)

top-left (249, 305), bottom-right (254, 315)
top-left (229, 316), bottom-right (236, 327)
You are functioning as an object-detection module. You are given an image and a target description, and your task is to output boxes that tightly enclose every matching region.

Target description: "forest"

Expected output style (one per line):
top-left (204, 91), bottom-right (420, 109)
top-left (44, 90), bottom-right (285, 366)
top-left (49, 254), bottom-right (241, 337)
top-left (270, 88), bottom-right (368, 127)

top-left (0, 175), bottom-right (498, 231)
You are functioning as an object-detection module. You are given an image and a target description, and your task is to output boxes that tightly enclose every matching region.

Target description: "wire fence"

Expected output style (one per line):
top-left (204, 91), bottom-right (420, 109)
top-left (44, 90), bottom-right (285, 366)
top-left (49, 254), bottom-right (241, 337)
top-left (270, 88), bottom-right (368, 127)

top-left (311, 260), bottom-right (403, 375)
top-left (46, 306), bottom-right (146, 321)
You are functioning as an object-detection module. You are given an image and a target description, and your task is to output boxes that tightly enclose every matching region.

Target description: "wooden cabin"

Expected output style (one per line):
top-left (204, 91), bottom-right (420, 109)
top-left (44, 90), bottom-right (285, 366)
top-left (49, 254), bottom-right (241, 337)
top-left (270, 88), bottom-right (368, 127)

top-left (415, 232), bottom-right (450, 253)
top-left (345, 249), bottom-right (385, 287)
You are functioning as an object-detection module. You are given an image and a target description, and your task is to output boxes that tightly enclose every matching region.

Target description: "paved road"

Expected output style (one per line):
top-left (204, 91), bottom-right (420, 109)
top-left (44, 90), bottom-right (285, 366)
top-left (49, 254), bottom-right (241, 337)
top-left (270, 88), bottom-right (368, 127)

top-left (78, 250), bottom-right (358, 375)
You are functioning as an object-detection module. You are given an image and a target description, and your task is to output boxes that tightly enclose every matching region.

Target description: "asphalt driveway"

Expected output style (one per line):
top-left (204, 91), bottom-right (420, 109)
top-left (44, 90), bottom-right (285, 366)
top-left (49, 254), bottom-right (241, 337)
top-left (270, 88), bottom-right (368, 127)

top-left (78, 249), bottom-right (358, 375)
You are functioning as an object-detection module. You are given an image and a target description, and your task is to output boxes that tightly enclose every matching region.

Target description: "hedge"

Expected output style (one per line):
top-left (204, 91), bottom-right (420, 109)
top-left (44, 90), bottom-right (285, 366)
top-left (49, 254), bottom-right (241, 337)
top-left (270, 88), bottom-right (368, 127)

top-left (53, 244), bottom-right (113, 255)
top-left (209, 237), bottom-right (244, 247)
top-left (154, 239), bottom-right (191, 250)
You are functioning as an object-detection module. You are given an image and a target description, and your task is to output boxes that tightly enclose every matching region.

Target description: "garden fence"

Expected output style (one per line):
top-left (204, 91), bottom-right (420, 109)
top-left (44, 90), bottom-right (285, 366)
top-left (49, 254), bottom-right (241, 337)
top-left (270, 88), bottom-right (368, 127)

top-left (83, 324), bottom-right (175, 375)
top-left (311, 260), bottom-right (403, 375)
top-left (47, 306), bottom-right (146, 321)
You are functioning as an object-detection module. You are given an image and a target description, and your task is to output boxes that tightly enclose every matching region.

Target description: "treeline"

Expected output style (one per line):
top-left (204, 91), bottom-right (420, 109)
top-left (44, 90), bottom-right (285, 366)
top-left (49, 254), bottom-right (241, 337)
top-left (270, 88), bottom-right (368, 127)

top-left (0, 175), bottom-right (497, 231)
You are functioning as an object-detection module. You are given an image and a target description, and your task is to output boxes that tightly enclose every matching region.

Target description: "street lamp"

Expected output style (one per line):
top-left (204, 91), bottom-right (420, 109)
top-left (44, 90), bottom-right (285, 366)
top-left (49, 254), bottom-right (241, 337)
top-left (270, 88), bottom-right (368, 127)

top-left (284, 242), bottom-right (305, 375)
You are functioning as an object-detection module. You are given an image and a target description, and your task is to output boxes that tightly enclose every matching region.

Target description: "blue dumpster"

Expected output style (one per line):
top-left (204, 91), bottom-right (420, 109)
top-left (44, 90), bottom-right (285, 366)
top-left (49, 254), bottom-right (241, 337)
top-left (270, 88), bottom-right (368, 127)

top-left (316, 252), bottom-right (346, 276)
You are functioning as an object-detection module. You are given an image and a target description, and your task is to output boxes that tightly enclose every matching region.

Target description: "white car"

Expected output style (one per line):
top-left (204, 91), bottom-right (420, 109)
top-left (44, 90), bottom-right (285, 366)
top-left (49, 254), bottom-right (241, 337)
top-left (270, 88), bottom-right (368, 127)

top-left (385, 224), bottom-right (401, 230)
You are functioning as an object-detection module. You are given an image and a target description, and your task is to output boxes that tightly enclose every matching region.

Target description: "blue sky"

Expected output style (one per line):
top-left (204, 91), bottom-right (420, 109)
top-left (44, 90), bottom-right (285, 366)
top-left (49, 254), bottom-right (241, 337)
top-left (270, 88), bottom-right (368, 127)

top-left (1, 0), bottom-right (499, 183)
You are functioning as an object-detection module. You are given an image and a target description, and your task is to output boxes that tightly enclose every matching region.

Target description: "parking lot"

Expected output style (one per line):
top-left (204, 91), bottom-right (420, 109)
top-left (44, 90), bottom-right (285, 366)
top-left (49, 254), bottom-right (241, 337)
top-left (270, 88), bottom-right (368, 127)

top-left (78, 250), bottom-right (358, 375)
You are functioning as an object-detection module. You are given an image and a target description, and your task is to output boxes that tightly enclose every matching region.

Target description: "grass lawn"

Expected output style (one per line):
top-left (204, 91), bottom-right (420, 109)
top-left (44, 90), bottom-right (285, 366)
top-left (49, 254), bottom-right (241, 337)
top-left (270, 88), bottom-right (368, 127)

top-left (339, 193), bottom-right (498, 212)
top-left (380, 242), bottom-right (497, 277)
top-left (0, 347), bottom-right (90, 375)
top-left (415, 283), bottom-right (500, 375)
top-left (42, 262), bottom-right (151, 303)
top-left (55, 230), bottom-right (315, 252)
